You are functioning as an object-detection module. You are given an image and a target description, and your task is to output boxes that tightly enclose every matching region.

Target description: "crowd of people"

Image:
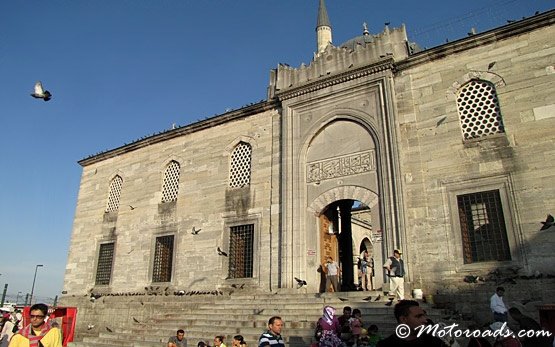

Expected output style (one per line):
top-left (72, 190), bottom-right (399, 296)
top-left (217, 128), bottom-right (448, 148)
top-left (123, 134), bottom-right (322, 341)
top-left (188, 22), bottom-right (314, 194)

top-left (169, 316), bottom-right (284, 347)
top-left (314, 305), bottom-right (382, 347)
top-left (1, 287), bottom-right (551, 347)
top-left (168, 296), bottom-right (553, 347)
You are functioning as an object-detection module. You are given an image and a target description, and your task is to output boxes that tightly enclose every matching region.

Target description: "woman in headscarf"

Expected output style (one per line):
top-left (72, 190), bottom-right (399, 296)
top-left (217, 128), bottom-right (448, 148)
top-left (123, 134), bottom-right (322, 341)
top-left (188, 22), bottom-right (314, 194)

top-left (315, 306), bottom-right (345, 347)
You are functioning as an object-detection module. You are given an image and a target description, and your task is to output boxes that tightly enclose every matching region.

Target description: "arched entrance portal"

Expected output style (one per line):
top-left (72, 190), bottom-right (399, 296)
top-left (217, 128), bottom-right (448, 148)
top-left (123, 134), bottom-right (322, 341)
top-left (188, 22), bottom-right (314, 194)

top-left (310, 187), bottom-right (381, 292)
top-left (289, 117), bottom-right (402, 293)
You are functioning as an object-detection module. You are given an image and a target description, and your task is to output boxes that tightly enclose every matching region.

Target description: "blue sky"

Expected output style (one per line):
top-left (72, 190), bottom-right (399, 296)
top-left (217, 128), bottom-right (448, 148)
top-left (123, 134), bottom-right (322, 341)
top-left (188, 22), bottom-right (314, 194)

top-left (0, 0), bottom-right (552, 303)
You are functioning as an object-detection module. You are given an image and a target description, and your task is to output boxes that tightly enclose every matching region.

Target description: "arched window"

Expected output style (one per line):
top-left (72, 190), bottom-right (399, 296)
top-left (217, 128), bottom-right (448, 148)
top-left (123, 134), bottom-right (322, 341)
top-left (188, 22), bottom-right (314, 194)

top-left (105, 175), bottom-right (123, 212)
top-left (229, 142), bottom-right (252, 188)
top-left (456, 79), bottom-right (504, 140)
top-left (161, 161), bottom-right (180, 203)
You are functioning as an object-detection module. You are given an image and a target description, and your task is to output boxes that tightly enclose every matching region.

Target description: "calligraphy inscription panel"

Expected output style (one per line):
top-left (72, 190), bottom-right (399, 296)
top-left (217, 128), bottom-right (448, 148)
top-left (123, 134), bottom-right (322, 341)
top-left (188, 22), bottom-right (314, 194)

top-left (307, 150), bottom-right (375, 183)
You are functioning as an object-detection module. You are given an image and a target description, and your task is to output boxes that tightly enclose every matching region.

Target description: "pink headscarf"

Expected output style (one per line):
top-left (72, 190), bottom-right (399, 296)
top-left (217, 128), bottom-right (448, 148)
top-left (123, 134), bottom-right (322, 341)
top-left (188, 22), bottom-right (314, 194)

top-left (323, 306), bottom-right (335, 325)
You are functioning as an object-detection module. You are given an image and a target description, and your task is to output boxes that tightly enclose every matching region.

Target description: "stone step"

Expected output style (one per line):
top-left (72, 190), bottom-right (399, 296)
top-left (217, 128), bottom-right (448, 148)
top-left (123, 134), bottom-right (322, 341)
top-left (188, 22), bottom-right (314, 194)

top-left (70, 292), bottom-right (454, 347)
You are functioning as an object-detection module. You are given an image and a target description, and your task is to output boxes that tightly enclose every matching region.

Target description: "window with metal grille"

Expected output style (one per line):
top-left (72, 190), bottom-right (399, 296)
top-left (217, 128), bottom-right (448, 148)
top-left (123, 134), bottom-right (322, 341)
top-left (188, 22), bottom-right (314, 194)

top-left (228, 224), bottom-right (254, 278)
top-left (161, 161), bottom-right (180, 203)
top-left (105, 175), bottom-right (123, 212)
top-left (457, 190), bottom-right (511, 264)
top-left (229, 142), bottom-right (252, 188)
top-left (152, 235), bottom-right (174, 282)
top-left (95, 242), bottom-right (115, 285)
top-left (456, 79), bottom-right (504, 140)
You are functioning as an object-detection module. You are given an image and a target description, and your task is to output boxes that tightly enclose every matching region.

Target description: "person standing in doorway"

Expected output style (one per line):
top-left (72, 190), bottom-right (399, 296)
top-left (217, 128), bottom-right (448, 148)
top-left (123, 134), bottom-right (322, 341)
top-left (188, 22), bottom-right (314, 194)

top-left (325, 256), bottom-right (341, 292)
top-left (359, 250), bottom-right (372, 291)
top-left (383, 249), bottom-right (405, 305)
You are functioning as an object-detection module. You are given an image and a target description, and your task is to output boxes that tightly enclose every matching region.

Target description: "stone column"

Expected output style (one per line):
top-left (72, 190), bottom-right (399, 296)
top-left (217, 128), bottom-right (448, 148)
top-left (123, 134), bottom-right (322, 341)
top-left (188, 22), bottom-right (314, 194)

top-left (338, 200), bottom-right (354, 290)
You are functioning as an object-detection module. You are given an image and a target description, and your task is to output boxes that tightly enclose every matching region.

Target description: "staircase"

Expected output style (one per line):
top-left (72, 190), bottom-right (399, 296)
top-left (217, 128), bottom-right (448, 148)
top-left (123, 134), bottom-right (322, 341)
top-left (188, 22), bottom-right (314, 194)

top-left (67, 291), bottom-right (450, 347)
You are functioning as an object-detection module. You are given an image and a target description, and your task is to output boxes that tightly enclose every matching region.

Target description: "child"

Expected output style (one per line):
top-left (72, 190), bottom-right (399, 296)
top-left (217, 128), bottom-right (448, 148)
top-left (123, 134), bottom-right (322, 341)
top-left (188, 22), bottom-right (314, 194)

top-left (349, 309), bottom-right (363, 347)
top-left (367, 325), bottom-right (382, 347)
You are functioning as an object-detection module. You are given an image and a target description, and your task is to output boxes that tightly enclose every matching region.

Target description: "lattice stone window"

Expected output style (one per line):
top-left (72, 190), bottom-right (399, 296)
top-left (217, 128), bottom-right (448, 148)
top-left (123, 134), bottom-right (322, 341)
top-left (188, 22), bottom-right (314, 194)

top-left (228, 224), bottom-right (254, 278)
top-left (152, 235), bottom-right (174, 282)
top-left (457, 190), bottom-right (511, 264)
top-left (95, 242), bottom-right (115, 285)
top-left (229, 142), bottom-right (252, 188)
top-left (105, 175), bottom-right (123, 212)
top-left (456, 79), bottom-right (504, 140)
top-left (161, 161), bottom-right (180, 203)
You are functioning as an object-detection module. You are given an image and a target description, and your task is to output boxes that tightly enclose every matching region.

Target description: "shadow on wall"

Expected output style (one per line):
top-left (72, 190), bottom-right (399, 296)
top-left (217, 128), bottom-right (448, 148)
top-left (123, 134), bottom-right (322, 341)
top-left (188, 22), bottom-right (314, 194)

top-left (421, 223), bottom-right (555, 328)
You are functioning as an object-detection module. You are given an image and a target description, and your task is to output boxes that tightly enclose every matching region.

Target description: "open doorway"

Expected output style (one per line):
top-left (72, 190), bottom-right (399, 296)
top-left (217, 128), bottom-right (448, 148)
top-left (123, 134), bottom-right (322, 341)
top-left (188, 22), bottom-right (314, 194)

top-left (319, 200), bottom-right (381, 292)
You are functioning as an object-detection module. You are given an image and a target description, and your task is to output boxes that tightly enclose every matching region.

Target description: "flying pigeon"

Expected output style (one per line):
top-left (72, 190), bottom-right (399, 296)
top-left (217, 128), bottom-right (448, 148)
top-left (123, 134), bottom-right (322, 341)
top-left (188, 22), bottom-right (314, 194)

top-left (106, 327), bottom-right (113, 333)
top-left (132, 317), bottom-right (140, 323)
top-left (540, 214), bottom-right (554, 230)
top-left (87, 324), bottom-right (95, 330)
top-left (487, 61), bottom-right (496, 70)
top-left (217, 247), bottom-right (228, 257)
top-left (191, 227), bottom-right (201, 235)
top-left (30, 81), bottom-right (52, 101)
top-left (294, 277), bottom-right (307, 287)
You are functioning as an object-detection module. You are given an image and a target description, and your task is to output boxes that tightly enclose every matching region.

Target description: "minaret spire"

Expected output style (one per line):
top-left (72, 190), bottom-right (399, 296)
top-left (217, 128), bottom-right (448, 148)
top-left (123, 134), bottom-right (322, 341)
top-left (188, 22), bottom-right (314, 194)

top-left (316, 0), bottom-right (332, 55)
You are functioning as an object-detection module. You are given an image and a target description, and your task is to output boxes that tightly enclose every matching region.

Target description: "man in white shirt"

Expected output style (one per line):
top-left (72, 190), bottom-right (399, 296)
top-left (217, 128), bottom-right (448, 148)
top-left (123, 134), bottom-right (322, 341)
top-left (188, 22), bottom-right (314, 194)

top-left (324, 256), bottom-right (341, 292)
top-left (383, 249), bottom-right (405, 305)
top-left (490, 286), bottom-right (508, 322)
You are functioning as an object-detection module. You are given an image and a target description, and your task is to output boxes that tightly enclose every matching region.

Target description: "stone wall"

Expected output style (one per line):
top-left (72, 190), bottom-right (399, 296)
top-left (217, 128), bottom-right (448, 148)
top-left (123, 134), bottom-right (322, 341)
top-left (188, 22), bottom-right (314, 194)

top-left (394, 19), bottom-right (555, 292)
top-left (63, 107), bottom-right (281, 296)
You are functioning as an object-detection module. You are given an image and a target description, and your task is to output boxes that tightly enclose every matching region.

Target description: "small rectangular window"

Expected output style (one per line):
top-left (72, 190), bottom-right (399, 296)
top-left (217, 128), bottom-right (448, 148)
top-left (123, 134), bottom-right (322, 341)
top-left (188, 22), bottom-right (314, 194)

top-left (457, 190), bottom-right (511, 264)
top-left (152, 235), bottom-right (174, 282)
top-left (228, 224), bottom-right (254, 278)
top-left (95, 243), bottom-right (115, 285)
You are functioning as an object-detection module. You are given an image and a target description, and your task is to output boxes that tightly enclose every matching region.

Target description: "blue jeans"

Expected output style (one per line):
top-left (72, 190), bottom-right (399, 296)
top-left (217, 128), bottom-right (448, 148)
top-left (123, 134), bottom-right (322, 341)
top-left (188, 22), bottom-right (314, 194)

top-left (493, 311), bottom-right (508, 322)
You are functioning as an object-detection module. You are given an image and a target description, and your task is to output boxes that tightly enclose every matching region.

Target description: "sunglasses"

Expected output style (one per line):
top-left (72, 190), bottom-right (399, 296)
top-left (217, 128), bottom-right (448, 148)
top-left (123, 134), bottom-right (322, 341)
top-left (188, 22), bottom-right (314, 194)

top-left (30, 315), bottom-right (46, 319)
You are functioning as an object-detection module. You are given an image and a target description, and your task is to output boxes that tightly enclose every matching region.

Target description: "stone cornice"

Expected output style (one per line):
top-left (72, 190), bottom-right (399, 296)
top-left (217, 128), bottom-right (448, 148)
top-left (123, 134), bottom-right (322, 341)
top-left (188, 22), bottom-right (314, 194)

top-left (397, 9), bottom-right (555, 71)
top-left (78, 99), bottom-right (279, 167)
top-left (276, 59), bottom-right (395, 101)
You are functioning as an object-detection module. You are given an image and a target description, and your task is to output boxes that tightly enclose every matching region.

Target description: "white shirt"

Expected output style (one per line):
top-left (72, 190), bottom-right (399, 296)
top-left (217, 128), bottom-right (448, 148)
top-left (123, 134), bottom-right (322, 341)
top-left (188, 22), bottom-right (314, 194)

top-left (326, 261), bottom-right (339, 276)
top-left (490, 293), bottom-right (507, 314)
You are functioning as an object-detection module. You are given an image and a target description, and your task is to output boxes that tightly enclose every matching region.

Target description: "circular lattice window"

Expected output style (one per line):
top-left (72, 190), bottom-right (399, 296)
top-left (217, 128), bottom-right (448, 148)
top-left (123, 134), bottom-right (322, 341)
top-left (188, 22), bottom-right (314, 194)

top-left (456, 79), bottom-right (504, 140)
top-left (229, 142), bottom-right (252, 188)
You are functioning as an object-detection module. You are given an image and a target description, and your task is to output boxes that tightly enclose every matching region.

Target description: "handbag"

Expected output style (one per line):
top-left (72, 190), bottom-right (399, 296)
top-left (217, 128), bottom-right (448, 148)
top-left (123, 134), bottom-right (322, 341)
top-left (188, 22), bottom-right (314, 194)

top-left (314, 321), bottom-right (323, 340)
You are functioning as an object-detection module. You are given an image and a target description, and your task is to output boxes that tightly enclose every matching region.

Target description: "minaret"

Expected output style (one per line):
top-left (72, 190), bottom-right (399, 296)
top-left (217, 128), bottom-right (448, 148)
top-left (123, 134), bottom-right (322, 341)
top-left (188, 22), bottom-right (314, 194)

top-left (316, 0), bottom-right (332, 55)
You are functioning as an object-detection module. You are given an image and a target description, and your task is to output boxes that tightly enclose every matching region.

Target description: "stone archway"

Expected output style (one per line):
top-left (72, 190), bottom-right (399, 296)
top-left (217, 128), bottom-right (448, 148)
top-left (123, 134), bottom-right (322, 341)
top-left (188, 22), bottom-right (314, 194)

top-left (310, 186), bottom-right (379, 291)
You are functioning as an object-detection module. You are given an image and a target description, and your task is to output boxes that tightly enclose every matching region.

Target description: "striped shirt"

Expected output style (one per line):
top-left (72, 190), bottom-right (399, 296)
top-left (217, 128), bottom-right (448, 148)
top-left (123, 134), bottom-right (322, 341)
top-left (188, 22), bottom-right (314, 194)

top-left (258, 331), bottom-right (285, 347)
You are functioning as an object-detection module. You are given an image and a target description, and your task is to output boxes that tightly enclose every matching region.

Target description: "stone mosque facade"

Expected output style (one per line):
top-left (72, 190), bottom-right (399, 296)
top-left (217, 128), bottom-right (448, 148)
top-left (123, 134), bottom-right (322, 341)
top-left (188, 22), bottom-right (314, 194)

top-left (62, 1), bottom-right (555, 313)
